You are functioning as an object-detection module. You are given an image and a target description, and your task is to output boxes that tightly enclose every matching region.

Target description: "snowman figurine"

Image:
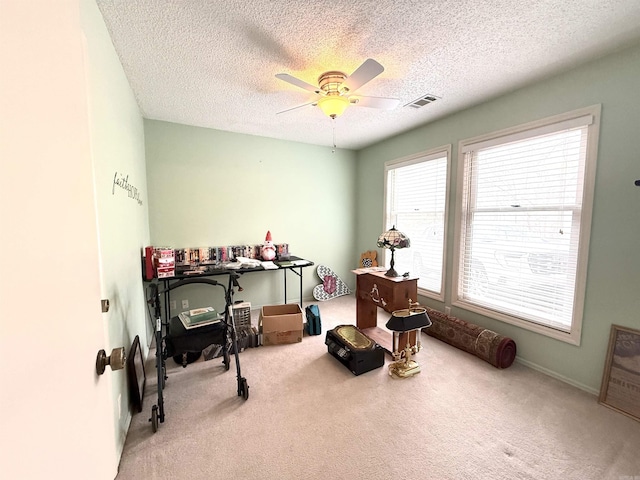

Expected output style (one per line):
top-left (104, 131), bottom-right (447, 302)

top-left (261, 230), bottom-right (276, 261)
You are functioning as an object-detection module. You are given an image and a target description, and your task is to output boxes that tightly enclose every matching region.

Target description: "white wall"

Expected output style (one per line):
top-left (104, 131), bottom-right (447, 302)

top-left (144, 120), bottom-right (358, 312)
top-left (356, 42), bottom-right (640, 393)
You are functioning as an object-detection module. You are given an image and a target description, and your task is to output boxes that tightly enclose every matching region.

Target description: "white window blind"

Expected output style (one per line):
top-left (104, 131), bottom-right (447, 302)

top-left (456, 110), bottom-right (598, 337)
top-left (384, 150), bottom-right (449, 297)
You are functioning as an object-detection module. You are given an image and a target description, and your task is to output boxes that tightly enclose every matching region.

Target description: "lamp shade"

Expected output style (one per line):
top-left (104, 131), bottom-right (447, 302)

top-left (318, 95), bottom-right (350, 118)
top-left (377, 225), bottom-right (410, 250)
top-left (386, 309), bottom-right (432, 332)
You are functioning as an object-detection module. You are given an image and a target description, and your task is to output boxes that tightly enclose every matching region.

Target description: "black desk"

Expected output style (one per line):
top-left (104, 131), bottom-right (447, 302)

top-left (159, 256), bottom-right (314, 323)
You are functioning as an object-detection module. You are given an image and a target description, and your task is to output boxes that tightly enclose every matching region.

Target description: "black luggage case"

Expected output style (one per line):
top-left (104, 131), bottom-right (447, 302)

top-left (325, 325), bottom-right (385, 375)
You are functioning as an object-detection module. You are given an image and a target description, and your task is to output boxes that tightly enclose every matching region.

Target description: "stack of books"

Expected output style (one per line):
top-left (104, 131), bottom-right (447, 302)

top-left (178, 307), bottom-right (221, 329)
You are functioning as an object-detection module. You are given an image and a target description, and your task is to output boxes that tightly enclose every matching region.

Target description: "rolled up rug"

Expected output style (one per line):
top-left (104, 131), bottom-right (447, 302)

top-left (423, 307), bottom-right (516, 369)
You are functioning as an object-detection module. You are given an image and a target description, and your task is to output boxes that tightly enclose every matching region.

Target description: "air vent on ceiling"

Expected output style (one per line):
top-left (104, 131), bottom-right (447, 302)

top-left (404, 94), bottom-right (440, 109)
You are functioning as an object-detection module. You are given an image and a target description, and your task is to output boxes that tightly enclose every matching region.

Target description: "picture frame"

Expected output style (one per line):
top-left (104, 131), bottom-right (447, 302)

top-left (127, 335), bottom-right (146, 413)
top-left (599, 324), bottom-right (640, 422)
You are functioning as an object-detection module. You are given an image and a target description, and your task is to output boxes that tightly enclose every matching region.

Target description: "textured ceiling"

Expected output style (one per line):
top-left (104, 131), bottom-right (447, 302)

top-left (96, 0), bottom-right (640, 150)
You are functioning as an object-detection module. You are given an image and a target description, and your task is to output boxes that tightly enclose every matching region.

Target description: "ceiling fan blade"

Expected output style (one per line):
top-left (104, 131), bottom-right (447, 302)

top-left (349, 95), bottom-right (400, 110)
top-left (275, 73), bottom-right (321, 94)
top-left (276, 101), bottom-right (317, 115)
top-left (341, 59), bottom-right (384, 93)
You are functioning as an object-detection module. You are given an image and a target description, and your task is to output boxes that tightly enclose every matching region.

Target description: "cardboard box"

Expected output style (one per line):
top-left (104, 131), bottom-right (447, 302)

top-left (260, 304), bottom-right (303, 345)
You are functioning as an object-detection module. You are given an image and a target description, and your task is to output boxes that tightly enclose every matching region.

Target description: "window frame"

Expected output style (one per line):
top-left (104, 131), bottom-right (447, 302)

top-left (451, 105), bottom-right (601, 345)
top-left (383, 145), bottom-right (451, 301)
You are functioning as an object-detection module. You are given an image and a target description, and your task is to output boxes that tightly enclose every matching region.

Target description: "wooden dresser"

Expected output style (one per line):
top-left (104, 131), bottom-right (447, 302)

top-left (353, 270), bottom-right (418, 354)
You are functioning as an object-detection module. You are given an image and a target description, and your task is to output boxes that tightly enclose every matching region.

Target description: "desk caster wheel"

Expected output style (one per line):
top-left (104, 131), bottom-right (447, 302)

top-left (150, 405), bottom-right (159, 433)
top-left (238, 377), bottom-right (249, 400)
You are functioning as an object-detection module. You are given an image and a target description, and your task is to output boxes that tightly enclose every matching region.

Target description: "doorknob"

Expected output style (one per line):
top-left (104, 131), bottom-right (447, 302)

top-left (96, 347), bottom-right (126, 375)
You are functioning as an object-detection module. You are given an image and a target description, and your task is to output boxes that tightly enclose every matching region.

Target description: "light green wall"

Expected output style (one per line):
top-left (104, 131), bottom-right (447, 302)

top-left (356, 42), bottom-right (640, 393)
top-left (144, 120), bottom-right (357, 312)
top-left (81, 0), bottom-right (149, 455)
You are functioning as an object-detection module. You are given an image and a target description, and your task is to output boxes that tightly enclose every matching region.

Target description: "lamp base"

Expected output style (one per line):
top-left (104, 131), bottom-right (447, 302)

top-left (385, 247), bottom-right (400, 277)
top-left (388, 340), bottom-right (422, 378)
top-left (388, 359), bottom-right (421, 378)
top-left (384, 267), bottom-right (399, 277)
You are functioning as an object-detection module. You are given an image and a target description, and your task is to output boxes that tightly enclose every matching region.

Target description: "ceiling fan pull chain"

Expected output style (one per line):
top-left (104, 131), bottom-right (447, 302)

top-left (332, 118), bottom-right (337, 153)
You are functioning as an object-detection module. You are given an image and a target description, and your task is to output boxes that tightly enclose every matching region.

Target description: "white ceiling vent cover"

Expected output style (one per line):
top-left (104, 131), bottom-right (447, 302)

top-left (405, 94), bottom-right (440, 109)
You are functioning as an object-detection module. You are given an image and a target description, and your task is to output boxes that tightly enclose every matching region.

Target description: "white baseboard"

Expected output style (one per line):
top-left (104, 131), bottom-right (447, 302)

top-left (515, 356), bottom-right (599, 396)
top-left (116, 411), bottom-right (132, 462)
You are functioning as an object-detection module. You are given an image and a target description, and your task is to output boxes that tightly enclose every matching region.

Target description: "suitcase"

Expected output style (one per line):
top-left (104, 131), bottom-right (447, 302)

top-left (305, 304), bottom-right (322, 335)
top-left (325, 325), bottom-right (385, 375)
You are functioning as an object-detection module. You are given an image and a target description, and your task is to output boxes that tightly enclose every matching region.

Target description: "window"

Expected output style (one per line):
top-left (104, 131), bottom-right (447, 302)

top-left (383, 147), bottom-right (450, 299)
top-left (453, 106), bottom-right (600, 344)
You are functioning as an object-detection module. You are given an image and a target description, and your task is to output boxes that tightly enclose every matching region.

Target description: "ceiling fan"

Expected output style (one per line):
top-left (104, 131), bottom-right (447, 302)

top-left (275, 58), bottom-right (400, 118)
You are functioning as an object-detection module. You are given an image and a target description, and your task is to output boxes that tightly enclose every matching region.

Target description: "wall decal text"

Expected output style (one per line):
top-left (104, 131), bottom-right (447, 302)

top-left (112, 172), bottom-right (143, 206)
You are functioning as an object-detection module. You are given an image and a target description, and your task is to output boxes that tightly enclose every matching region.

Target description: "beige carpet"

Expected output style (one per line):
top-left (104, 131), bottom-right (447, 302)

top-left (116, 295), bottom-right (640, 480)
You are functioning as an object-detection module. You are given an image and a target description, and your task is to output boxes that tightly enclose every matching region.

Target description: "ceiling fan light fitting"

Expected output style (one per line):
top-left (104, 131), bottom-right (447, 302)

top-left (318, 95), bottom-right (350, 118)
top-left (318, 71), bottom-right (347, 93)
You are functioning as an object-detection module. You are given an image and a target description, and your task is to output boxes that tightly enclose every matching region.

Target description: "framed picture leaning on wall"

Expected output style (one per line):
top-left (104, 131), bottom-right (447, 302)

top-left (599, 324), bottom-right (640, 422)
top-left (127, 335), bottom-right (146, 413)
